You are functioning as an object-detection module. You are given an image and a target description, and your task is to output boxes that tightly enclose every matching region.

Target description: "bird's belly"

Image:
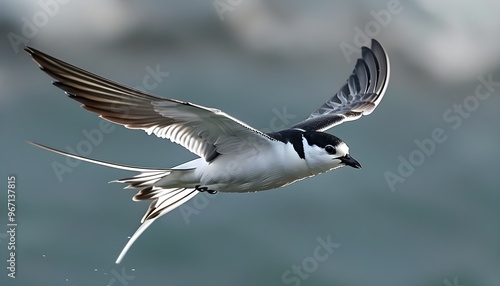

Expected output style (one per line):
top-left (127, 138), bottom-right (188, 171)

top-left (198, 147), bottom-right (311, 193)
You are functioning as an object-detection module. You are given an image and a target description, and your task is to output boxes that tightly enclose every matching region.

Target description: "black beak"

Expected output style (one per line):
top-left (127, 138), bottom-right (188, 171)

top-left (340, 154), bottom-right (362, 169)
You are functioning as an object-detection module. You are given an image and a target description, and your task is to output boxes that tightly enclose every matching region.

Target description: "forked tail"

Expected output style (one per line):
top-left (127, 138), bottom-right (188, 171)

top-left (28, 141), bottom-right (200, 264)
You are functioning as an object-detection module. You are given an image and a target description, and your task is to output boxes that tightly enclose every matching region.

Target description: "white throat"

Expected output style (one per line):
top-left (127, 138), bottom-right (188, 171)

top-left (302, 136), bottom-right (348, 175)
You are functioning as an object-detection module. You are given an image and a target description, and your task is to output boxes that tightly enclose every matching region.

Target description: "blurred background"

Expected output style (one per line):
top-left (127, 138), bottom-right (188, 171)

top-left (1, 0), bottom-right (499, 285)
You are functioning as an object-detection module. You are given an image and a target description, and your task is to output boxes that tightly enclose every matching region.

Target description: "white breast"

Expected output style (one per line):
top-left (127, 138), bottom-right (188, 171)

top-left (197, 140), bottom-right (311, 193)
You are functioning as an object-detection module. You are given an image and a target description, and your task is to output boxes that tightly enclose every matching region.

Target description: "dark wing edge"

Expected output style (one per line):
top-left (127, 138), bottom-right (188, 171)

top-left (291, 39), bottom-right (390, 132)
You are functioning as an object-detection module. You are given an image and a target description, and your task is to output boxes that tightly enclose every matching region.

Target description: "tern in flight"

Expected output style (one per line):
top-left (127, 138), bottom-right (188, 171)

top-left (26, 39), bottom-right (389, 263)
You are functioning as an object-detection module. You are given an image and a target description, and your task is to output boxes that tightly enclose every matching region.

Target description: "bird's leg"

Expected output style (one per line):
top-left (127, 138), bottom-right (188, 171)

top-left (195, 185), bottom-right (218, 195)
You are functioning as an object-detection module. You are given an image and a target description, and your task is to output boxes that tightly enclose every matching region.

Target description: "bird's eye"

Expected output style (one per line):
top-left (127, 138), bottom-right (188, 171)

top-left (325, 145), bottom-right (336, 155)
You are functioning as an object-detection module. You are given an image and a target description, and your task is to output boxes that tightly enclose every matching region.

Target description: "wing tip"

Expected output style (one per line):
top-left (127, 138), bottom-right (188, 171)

top-left (24, 46), bottom-right (47, 69)
top-left (370, 39), bottom-right (390, 97)
top-left (370, 39), bottom-right (383, 50)
top-left (369, 39), bottom-right (389, 67)
top-left (24, 45), bottom-right (34, 55)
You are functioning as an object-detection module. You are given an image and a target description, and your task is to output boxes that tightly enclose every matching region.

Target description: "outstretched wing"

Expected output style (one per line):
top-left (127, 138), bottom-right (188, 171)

top-left (291, 39), bottom-right (390, 132)
top-left (25, 46), bottom-right (274, 162)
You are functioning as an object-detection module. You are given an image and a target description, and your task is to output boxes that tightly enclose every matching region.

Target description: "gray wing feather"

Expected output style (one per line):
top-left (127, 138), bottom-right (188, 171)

top-left (25, 46), bottom-right (273, 162)
top-left (292, 39), bottom-right (390, 132)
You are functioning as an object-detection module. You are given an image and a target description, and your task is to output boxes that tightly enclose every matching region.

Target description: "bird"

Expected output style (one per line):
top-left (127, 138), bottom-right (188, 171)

top-left (25, 39), bottom-right (389, 264)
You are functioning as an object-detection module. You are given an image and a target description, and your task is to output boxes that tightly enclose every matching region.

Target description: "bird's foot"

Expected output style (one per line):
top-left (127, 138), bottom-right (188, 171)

top-left (195, 185), bottom-right (218, 195)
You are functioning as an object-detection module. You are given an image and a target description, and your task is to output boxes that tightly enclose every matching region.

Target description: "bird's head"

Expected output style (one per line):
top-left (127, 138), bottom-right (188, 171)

top-left (302, 131), bottom-right (361, 174)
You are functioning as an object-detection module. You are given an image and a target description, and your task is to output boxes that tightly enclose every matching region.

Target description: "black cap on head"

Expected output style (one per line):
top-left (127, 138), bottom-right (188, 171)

top-left (303, 131), bottom-right (343, 148)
